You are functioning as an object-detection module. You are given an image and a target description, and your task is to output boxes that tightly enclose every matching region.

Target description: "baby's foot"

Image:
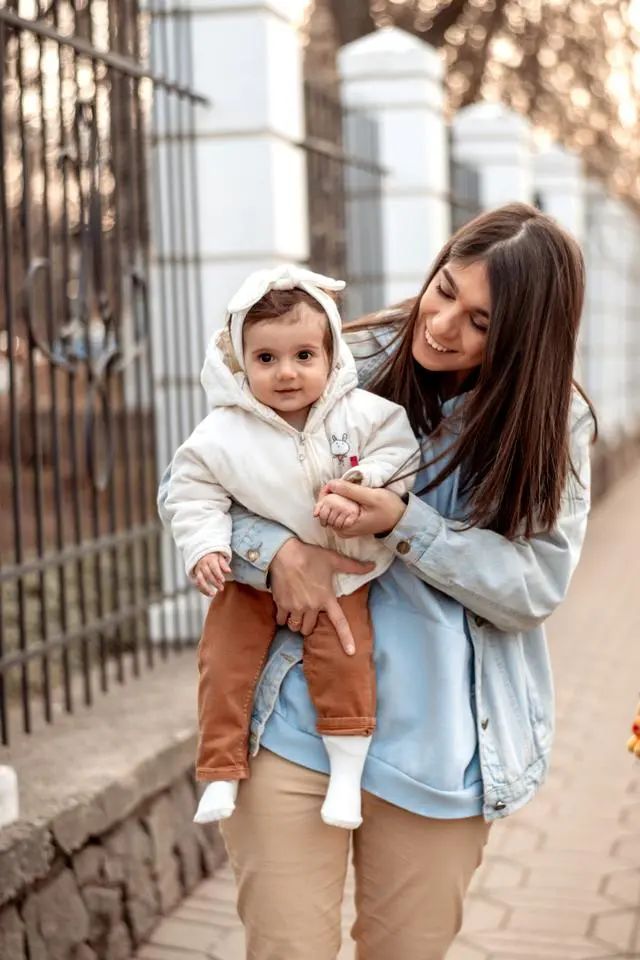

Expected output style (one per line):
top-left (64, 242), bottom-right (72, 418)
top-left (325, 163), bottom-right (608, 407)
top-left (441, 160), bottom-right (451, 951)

top-left (321, 781), bottom-right (363, 830)
top-left (320, 735), bottom-right (371, 830)
top-left (193, 780), bottom-right (238, 823)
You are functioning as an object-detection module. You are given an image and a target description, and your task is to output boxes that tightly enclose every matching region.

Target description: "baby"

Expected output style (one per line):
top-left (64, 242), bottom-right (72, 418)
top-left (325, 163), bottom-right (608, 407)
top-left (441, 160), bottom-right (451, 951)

top-left (163, 265), bottom-right (419, 829)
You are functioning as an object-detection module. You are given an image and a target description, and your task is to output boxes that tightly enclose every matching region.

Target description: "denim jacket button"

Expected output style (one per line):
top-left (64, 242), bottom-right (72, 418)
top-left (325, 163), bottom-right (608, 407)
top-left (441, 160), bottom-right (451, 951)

top-left (247, 548), bottom-right (260, 562)
top-left (396, 540), bottom-right (411, 555)
top-left (493, 799), bottom-right (507, 811)
top-left (481, 718), bottom-right (489, 730)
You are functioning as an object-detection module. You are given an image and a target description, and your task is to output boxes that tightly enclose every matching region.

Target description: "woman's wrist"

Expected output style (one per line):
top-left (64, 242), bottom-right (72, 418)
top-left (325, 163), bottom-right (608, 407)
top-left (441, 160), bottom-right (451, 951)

top-left (266, 536), bottom-right (299, 586)
top-left (375, 492), bottom-right (409, 539)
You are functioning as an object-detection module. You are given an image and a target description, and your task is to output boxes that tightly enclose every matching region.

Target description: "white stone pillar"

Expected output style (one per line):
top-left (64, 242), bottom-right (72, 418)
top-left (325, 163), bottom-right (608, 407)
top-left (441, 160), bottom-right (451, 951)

top-left (149, 0), bottom-right (310, 641)
top-left (533, 144), bottom-right (589, 387)
top-left (582, 182), bottom-right (630, 442)
top-left (339, 27), bottom-right (449, 307)
top-left (0, 766), bottom-right (19, 828)
top-left (534, 144), bottom-right (586, 242)
top-left (452, 102), bottom-right (534, 208)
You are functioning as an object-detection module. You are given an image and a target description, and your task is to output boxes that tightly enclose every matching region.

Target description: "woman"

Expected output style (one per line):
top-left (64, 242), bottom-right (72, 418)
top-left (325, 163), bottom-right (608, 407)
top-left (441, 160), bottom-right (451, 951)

top-left (159, 203), bottom-right (594, 959)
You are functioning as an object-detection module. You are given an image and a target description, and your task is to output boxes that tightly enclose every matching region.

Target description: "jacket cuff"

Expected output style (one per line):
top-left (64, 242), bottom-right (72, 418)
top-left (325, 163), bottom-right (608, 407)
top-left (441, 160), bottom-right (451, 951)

top-left (232, 519), bottom-right (295, 588)
top-left (381, 493), bottom-right (441, 564)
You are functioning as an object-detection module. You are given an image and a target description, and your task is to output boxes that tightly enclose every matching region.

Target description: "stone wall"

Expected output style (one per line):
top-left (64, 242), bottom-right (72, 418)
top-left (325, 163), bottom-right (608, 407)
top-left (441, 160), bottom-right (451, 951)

top-left (0, 770), bottom-right (225, 960)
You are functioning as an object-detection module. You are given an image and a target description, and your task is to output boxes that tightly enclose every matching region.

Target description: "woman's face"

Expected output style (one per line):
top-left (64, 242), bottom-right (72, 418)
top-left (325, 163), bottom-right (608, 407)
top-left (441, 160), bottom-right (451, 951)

top-left (412, 259), bottom-right (491, 388)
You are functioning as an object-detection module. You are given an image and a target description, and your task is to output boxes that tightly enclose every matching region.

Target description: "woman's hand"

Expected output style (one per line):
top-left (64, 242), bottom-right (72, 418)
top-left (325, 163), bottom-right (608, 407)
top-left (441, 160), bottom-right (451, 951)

top-left (269, 538), bottom-right (375, 654)
top-left (317, 480), bottom-right (407, 539)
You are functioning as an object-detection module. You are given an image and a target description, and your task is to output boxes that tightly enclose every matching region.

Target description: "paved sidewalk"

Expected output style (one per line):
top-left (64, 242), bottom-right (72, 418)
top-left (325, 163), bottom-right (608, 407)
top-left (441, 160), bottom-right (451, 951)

top-left (136, 466), bottom-right (640, 960)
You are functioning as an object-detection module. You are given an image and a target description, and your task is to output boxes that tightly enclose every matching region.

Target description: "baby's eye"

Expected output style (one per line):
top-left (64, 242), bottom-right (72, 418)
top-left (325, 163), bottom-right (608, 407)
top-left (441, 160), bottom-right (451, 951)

top-left (297, 350), bottom-right (314, 361)
top-left (257, 353), bottom-right (273, 363)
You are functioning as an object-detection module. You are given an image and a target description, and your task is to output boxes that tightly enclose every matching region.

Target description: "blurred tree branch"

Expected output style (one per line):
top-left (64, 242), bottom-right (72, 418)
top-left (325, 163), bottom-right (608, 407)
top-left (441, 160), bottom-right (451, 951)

top-left (318, 0), bottom-right (640, 205)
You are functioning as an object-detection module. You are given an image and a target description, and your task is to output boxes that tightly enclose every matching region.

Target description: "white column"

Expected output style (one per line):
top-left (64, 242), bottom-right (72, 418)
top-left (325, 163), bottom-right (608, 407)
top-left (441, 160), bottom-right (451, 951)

top-left (339, 27), bottom-right (449, 307)
top-left (582, 182), bottom-right (630, 442)
top-left (534, 144), bottom-right (586, 242)
top-left (188, 0), bottom-right (310, 316)
top-left (149, 0), bottom-right (310, 642)
top-left (534, 144), bottom-right (589, 387)
top-left (0, 766), bottom-right (19, 829)
top-left (452, 102), bottom-right (534, 207)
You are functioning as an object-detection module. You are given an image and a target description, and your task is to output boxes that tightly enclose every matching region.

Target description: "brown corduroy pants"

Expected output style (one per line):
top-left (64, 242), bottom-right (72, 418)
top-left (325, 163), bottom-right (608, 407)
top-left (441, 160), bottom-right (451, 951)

top-left (196, 581), bottom-right (375, 781)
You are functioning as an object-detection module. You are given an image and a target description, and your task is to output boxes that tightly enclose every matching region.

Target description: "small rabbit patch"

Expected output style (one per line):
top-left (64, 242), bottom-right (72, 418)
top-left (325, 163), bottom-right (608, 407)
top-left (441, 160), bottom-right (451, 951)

top-left (330, 433), bottom-right (350, 464)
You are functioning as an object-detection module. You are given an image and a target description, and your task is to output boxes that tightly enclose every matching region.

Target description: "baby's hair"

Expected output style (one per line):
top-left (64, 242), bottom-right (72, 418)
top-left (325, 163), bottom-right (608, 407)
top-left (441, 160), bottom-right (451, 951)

top-left (241, 289), bottom-right (334, 361)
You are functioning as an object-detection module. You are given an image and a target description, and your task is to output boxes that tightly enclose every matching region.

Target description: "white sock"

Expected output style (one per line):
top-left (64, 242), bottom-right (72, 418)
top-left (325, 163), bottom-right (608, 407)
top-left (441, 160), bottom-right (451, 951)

top-left (321, 735), bottom-right (371, 830)
top-left (193, 780), bottom-right (239, 823)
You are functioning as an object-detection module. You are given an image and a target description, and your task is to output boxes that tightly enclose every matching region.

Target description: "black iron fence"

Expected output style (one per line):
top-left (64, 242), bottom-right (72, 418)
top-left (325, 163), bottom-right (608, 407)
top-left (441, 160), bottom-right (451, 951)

top-left (303, 82), bottom-right (385, 320)
top-left (0, 0), bottom-right (206, 745)
top-left (449, 157), bottom-right (482, 234)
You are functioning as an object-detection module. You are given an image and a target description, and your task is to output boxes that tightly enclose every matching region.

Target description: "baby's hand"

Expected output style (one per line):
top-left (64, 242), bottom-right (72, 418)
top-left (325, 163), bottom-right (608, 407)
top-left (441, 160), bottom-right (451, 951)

top-left (314, 492), bottom-right (361, 531)
top-left (192, 552), bottom-right (231, 598)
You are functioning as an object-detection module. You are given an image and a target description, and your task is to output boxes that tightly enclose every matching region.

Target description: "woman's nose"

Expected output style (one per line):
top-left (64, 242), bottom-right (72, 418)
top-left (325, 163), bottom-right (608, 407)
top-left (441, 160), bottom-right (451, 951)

top-left (431, 309), bottom-right (458, 340)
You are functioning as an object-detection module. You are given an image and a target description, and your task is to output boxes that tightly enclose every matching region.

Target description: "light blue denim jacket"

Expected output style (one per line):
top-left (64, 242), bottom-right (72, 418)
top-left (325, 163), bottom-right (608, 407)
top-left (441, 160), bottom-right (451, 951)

top-left (158, 324), bottom-right (593, 822)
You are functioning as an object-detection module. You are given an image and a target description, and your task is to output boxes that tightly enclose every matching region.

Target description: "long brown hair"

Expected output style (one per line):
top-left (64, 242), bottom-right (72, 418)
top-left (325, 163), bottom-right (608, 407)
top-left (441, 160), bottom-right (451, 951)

top-left (349, 203), bottom-right (595, 538)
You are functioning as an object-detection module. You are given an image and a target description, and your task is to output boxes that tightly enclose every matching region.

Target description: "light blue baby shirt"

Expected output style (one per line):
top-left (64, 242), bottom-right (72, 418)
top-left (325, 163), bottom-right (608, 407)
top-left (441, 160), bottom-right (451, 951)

top-left (256, 396), bottom-right (483, 819)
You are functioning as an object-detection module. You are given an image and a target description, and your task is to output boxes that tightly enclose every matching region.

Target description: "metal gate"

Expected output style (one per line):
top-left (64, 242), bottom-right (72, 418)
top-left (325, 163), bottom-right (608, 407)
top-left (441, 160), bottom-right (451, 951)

top-left (304, 82), bottom-right (386, 320)
top-left (0, 0), bottom-right (206, 744)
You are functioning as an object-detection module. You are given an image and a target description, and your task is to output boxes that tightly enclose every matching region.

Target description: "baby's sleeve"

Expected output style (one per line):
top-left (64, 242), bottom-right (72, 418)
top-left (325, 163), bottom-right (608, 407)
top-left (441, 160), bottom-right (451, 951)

top-left (341, 397), bottom-right (420, 495)
top-left (163, 415), bottom-right (233, 577)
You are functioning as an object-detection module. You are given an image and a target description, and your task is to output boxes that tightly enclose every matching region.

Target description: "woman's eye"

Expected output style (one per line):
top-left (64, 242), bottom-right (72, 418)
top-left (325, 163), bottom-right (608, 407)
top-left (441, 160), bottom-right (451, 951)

top-left (470, 317), bottom-right (489, 333)
top-left (257, 353), bottom-right (273, 363)
top-left (436, 282), bottom-right (454, 300)
top-left (297, 350), bottom-right (313, 361)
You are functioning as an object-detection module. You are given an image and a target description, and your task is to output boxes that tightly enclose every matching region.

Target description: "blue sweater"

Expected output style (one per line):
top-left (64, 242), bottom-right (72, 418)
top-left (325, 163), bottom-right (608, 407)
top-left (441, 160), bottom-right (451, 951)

top-left (254, 395), bottom-right (483, 819)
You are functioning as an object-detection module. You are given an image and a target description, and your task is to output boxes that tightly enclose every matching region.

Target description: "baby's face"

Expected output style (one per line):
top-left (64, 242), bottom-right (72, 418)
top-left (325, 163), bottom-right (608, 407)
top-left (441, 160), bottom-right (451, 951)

top-left (243, 305), bottom-right (332, 420)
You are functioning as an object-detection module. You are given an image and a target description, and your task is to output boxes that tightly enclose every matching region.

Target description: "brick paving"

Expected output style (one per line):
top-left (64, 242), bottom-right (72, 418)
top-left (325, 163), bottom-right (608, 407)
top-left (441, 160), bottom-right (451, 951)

top-left (136, 465), bottom-right (640, 960)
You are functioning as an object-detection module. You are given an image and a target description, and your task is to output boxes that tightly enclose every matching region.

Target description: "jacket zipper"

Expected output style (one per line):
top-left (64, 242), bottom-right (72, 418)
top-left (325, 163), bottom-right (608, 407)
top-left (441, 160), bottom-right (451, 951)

top-left (297, 430), bottom-right (337, 552)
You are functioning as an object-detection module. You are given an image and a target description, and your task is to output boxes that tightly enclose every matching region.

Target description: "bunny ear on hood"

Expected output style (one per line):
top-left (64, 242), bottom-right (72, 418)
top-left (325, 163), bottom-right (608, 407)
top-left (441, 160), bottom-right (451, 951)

top-left (226, 263), bottom-right (346, 371)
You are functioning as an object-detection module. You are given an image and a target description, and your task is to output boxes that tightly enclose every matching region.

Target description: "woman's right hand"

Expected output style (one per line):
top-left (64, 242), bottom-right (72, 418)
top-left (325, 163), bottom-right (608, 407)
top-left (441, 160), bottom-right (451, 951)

top-left (269, 539), bottom-right (375, 655)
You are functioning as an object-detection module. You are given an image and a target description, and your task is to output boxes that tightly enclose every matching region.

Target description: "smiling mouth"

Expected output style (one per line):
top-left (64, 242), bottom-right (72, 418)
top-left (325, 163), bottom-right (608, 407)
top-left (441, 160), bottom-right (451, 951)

top-left (424, 326), bottom-right (455, 354)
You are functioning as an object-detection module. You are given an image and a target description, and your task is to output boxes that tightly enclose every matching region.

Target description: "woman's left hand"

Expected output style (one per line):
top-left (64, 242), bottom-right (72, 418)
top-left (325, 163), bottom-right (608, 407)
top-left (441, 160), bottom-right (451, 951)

top-left (316, 480), bottom-right (407, 538)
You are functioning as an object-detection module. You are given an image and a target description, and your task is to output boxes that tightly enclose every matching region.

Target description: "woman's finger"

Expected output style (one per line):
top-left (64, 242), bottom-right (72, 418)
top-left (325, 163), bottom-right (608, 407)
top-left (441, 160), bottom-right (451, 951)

top-left (275, 605), bottom-right (290, 627)
top-left (301, 610), bottom-right (319, 636)
top-left (324, 597), bottom-right (355, 655)
top-left (325, 479), bottom-right (377, 506)
top-left (220, 556), bottom-right (232, 574)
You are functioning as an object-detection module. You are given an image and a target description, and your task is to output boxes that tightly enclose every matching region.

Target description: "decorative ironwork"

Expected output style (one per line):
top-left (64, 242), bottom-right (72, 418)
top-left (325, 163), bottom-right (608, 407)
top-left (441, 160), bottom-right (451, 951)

top-left (303, 82), bottom-right (386, 319)
top-left (0, 0), bottom-right (206, 744)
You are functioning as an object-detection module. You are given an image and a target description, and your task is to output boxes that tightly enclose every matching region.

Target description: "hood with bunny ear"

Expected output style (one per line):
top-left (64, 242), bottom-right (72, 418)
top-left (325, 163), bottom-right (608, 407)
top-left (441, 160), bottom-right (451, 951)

top-left (226, 264), bottom-right (346, 371)
top-left (200, 264), bottom-right (358, 416)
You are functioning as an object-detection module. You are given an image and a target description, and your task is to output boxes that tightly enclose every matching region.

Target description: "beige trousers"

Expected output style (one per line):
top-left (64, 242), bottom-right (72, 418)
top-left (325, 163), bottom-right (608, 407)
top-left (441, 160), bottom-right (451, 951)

top-left (221, 749), bottom-right (490, 960)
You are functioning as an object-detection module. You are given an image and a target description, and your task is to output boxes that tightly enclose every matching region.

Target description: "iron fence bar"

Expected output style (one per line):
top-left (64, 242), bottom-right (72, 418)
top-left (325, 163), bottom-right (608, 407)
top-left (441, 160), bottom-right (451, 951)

top-left (17, 18), bottom-right (54, 729)
top-left (123, 0), bottom-right (154, 670)
top-left (0, 18), bottom-right (25, 745)
top-left (0, 7), bottom-right (208, 104)
top-left (148, 2), bottom-right (176, 656)
top-left (301, 134), bottom-right (387, 176)
top-left (35, 0), bottom-right (73, 716)
top-left (0, 523), bottom-right (159, 583)
top-left (158, 0), bottom-right (198, 646)
top-left (68, 9), bottom-right (95, 708)
top-left (106, 0), bottom-right (141, 682)
top-left (1, 597), bottom-right (163, 670)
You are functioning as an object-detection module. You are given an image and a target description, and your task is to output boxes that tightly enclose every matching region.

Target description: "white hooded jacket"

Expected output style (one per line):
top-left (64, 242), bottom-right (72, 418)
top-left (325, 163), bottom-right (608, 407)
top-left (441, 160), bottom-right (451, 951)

top-left (164, 265), bottom-right (420, 596)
